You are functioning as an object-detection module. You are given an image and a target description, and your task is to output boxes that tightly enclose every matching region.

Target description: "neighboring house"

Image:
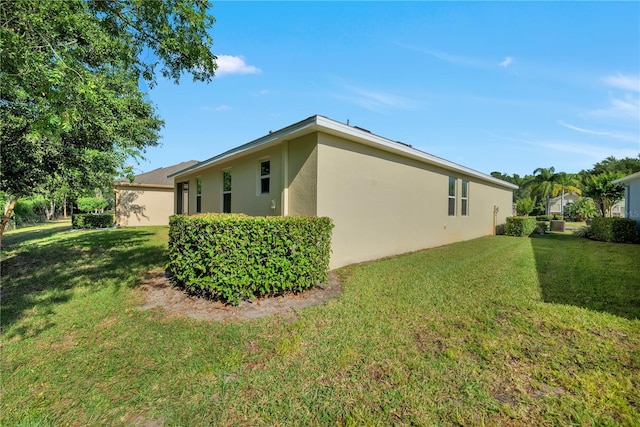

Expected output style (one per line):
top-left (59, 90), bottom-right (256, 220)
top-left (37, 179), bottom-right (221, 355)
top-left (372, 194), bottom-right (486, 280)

top-left (114, 161), bottom-right (198, 227)
top-left (549, 193), bottom-right (625, 218)
top-left (548, 192), bottom-right (580, 216)
top-left (613, 171), bottom-right (640, 228)
top-left (170, 115), bottom-right (517, 269)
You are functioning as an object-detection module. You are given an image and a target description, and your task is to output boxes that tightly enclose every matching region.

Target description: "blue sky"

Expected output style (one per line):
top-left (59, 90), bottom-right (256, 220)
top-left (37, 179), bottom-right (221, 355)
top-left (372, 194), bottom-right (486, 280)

top-left (136, 1), bottom-right (640, 178)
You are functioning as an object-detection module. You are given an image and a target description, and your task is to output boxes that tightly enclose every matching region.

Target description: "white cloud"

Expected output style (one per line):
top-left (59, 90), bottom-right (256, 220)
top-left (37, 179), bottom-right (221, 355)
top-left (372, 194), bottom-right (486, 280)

top-left (331, 81), bottom-right (416, 112)
top-left (602, 73), bottom-right (640, 92)
top-left (396, 43), bottom-right (485, 68)
top-left (589, 93), bottom-right (640, 121)
top-left (499, 56), bottom-right (513, 68)
top-left (216, 55), bottom-right (261, 76)
top-left (202, 105), bottom-right (230, 112)
top-left (557, 120), bottom-right (637, 143)
top-left (486, 131), bottom-right (638, 165)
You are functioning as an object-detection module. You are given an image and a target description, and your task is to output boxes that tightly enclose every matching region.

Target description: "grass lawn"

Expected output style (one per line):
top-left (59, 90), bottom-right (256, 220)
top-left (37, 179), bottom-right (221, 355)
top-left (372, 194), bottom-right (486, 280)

top-left (1, 222), bottom-right (639, 426)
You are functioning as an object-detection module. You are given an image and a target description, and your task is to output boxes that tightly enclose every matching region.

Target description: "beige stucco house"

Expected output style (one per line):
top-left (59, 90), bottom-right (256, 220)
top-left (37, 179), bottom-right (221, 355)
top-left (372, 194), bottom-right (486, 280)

top-left (170, 115), bottom-right (517, 269)
top-left (114, 161), bottom-right (198, 227)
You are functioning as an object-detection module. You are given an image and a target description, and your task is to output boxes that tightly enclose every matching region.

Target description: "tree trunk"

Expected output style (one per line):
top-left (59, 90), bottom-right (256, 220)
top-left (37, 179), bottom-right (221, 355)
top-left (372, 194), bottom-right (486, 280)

top-left (1, 197), bottom-right (18, 246)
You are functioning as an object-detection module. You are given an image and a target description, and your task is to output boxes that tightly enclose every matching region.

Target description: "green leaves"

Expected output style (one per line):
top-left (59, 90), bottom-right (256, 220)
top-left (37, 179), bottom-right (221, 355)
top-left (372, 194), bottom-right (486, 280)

top-left (505, 217), bottom-right (538, 237)
top-left (167, 214), bottom-right (334, 305)
top-left (0, 0), bottom-right (217, 236)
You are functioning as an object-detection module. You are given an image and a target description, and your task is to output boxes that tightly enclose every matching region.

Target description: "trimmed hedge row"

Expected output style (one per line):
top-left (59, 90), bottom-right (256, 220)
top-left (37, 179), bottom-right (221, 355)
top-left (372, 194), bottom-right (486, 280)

top-left (72, 213), bottom-right (114, 229)
top-left (167, 213), bottom-right (334, 305)
top-left (505, 216), bottom-right (538, 237)
top-left (590, 217), bottom-right (639, 243)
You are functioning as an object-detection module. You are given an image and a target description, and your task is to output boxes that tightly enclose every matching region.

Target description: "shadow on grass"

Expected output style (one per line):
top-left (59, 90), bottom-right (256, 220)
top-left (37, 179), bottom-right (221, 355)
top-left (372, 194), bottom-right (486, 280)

top-left (2, 223), bottom-right (73, 248)
top-left (530, 233), bottom-right (640, 320)
top-left (1, 227), bottom-right (167, 339)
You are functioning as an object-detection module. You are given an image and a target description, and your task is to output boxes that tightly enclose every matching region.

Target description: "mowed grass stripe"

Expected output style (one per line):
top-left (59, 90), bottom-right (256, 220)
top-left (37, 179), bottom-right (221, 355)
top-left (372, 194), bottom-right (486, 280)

top-left (1, 223), bottom-right (638, 426)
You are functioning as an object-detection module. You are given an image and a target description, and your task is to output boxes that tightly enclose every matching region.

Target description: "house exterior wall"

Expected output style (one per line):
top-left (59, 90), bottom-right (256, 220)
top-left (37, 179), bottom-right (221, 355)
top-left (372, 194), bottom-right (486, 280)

top-left (548, 193), bottom-right (579, 215)
top-left (315, 133), bottom-right (513, 269)
top-left (175, 145), bottom-right (285, 216)
top-left (115, 185), bottom-right (174, 226)
top-left (287, 134), bottom-right (318, 216)
top-left (623, 175), bottom-right (640, 226)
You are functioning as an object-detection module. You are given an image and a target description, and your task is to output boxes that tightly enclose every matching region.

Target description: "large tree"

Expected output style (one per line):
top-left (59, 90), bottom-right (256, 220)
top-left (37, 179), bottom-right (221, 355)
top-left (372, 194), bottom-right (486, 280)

top-left (526, 167), bottom-right (560, 214)
top-left (582, 172), bottom-right (626, 217)
top-left (0, 0), bottom-right (217, 240)
top-left (551, 172), bottom-right (582, 216)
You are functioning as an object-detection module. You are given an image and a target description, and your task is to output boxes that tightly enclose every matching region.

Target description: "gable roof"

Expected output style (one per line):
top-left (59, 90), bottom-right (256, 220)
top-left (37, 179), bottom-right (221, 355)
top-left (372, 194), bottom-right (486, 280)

top-left (169, 115), bottom-right (518, 190)
top-left (612, 171), bottom-right (640, 184)
top-left (117, 160), bottom-right (199, 188)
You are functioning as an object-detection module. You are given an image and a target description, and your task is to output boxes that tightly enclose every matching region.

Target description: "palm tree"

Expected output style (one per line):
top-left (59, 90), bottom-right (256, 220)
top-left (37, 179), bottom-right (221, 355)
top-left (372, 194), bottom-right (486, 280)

top-left (552, 173), bottom-right (582, 216)
top-left (527, 167), bottom-right (560, 214)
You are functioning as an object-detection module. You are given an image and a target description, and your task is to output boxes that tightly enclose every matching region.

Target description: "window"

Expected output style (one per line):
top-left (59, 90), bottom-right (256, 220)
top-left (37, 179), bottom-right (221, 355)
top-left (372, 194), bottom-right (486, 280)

top-left (461, 180), bottom-right (469, 216)
top-left (222, 170), bottom-right (231, 213)
top-left (177, 181), bottom-right (189, 214)
top-left (260, 160), bottom-right (270, 195)
top-left (448, 177), bottom-right (456, 216)
top-left (196, 179), bottom-right (202, 213)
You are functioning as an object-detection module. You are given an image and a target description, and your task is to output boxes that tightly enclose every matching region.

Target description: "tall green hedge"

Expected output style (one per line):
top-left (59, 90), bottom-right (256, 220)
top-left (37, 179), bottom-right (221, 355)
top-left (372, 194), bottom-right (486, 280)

top-left (504, 216), bottom-right (537, 237)
top-left (72, 213), bottom-right (114, 229)
top-left (167, 213), bottom-right (334, 305)
top-left (590, 217), bottom-right (639, 243)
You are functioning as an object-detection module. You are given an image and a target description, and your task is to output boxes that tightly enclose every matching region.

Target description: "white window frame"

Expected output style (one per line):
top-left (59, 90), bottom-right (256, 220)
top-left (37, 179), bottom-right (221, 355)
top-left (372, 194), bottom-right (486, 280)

top-left (448, 177), bottom-right (456, 216)
top-left (196, 178), bottom-right (202, 213)
top-left (259, 159), bottom-right (270, 195)
top-left (222, 169), bottom-right (231, 213)
top-left (461, 179), bottom-right (469, 216)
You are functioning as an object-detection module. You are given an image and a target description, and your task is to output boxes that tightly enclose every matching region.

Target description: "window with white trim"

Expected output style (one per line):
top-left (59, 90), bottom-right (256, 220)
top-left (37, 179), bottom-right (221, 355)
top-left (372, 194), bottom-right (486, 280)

top-left (448, 177), bottom-right (456, 216)
top-left (260, 160), bottom-right (270, 195)
top-left (222, 170), bottom-right (231, 213)
top-left (177, 181), bottom-right (189, 214)
top-left (196, 178), bottom-right (202, 213)
top-left (461, 179), bottom-right (469, 216)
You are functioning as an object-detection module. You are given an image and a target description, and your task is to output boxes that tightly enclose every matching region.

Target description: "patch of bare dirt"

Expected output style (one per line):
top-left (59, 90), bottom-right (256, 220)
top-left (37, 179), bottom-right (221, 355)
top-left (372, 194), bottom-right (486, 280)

top-left (137, 270), bottom-right (342, 322)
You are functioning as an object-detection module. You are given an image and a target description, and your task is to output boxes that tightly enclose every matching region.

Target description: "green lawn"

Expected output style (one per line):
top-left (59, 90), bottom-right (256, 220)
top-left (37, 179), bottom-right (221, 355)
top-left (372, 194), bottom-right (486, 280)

top-left (1, 222), bottom-right (639, 426)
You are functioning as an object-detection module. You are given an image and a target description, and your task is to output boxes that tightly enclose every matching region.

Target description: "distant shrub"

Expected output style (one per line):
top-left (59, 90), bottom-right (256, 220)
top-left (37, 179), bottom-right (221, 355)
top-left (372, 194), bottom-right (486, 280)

top-left (516, 198), bottom-right (535, 216)
top-left (72, 213), bottom-right (114, 229)
top-left (505, 216), bottom-right (537, 237)
top-left (573, 226), bottom-right (592, 239)
top-left (590, 217), bottom-right (639, 243)
top-left (77, 197), bottom-right (108, 213)
top-left (564, 198), bottom-right (597, 221)
top-left (536, 215), bottom-right (553, 221)
top-left (13, 198), bottom-right (47, 224)
top-left (167, 213), bottom-right (333, 305)
top-left (534, 221), bottom-right (548, 235)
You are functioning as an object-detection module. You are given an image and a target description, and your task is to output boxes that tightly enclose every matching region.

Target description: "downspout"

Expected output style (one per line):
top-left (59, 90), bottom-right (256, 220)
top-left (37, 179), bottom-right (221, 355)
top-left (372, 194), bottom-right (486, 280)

top-left (282, 140), bottom-right (289, 216)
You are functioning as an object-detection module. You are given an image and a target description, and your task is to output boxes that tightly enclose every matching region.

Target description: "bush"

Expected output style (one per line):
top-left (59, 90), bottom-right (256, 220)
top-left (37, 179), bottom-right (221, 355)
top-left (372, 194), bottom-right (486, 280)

top-left (564, 198), bottom-right (597, 221)
top-left (590, 217), bottom-right (639, 243)
top-left (167, 213), bottom-right (334, 305)
top-left (516, 198), bottom-right (535, 216)
top-left (573, 226), bottom-right (592, 239)
top-left (77, 197), bottom-right (108, 213)
top-left (13, 198), bottom-right (46, 224)
top-left (72, 213), bottom-right (114, 229)
top-left (536, 215), bottom-right (553, 221)
top-left (534, 221), bottom-right (548, 235)
top-left (505, 216), bottom-right (538, 237)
